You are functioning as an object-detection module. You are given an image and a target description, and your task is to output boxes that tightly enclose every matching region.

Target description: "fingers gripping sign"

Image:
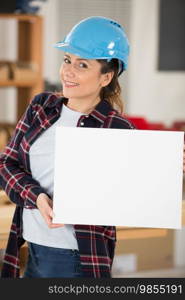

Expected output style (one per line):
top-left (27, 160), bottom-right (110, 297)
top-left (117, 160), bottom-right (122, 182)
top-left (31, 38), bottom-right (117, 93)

top-left (36, 193), bottom-right (64, 228)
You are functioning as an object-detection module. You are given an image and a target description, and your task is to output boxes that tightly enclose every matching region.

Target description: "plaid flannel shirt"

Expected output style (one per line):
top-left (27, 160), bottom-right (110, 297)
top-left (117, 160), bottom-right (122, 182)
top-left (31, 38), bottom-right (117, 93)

top-left (0, 92), bottom-right (135, 278)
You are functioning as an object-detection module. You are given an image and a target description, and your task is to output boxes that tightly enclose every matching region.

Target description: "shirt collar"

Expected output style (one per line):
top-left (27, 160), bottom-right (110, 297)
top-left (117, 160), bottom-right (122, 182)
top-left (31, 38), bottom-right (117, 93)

top-left (90, 98), bottom-right (114, 123)
top-left (47, 94), bottom-right (114, 124)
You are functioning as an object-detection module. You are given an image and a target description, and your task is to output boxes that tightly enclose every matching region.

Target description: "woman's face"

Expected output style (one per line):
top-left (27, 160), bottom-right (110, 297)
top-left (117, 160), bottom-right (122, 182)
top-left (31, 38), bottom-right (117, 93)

top-left (59, 53), bottom-right (113, 101)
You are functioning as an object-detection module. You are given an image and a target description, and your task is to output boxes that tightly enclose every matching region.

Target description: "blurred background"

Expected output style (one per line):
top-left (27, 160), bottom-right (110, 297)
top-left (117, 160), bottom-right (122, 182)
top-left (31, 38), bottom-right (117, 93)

top-left (0, 0), bottom-right (185, 277)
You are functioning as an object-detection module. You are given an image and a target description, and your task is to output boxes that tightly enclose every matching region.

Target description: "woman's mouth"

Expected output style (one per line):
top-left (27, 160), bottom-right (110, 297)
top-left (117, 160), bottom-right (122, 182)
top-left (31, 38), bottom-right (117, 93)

top-left (63, 80), bottom-right (79, 88)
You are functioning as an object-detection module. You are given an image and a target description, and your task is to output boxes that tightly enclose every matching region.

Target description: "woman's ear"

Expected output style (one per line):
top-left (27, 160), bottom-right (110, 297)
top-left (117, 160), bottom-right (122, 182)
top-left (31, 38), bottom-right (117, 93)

top-left (101, 71), bottom-right (114, 87)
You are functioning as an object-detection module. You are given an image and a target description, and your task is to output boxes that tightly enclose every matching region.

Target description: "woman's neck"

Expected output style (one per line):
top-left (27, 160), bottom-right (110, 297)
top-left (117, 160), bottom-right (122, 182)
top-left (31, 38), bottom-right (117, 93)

top-left (66, 97), bottom-right (101, 114)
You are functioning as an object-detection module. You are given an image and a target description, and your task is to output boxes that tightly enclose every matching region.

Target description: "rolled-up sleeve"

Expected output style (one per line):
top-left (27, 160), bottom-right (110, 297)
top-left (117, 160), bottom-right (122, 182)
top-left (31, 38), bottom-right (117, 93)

top-left (0, 95), bottom-right (47, 208)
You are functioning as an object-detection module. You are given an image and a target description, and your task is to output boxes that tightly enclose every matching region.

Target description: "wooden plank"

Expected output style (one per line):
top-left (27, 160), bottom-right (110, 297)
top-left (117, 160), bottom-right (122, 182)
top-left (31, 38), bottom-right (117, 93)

top-left (0, 14), bottom-right (42, 21)
top-left (116, 228), bottom-right (167, 240)
top-left (0, 204), bottom-right (15, 234)
top-left (0, 79), bottom-right (39, 87)
top-left (17, 16), bottom-right (43, 120)
top-left (0, 204), bottom-right (15, 249)
top-left (17, 88), bottom-right (33, 120)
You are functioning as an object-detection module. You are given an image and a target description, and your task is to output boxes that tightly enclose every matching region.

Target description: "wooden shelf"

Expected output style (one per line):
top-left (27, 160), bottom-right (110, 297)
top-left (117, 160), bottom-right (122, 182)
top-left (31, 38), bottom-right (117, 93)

top-left (0, 14), bottom-right (43, 121)
top-left (0, 203), bottom-right (15, 248)
top-left (116, 228), bottom-right (168, 240)
top-left (0, 14), bottom-right (42, 21)
top-left (0, 79), bottom-right (39, 87)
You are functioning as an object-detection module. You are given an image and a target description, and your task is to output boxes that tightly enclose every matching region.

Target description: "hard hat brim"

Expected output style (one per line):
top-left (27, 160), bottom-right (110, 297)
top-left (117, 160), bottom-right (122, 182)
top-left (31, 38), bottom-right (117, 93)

top-left (53, 42), bottom-right (124, 62)
top-left (53, 42), bottom-right (126, 75)
top-left (53, 42), bottom-right (93, 59)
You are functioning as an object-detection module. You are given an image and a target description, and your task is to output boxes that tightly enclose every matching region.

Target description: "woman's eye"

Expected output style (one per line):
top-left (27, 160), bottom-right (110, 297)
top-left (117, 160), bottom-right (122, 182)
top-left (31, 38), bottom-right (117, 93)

top-left (64, 57), bottom-right (70, 64)
top-left (63, 58), bottom-right (88, 69)
top-left (79, 62), bottom-right (88, 68)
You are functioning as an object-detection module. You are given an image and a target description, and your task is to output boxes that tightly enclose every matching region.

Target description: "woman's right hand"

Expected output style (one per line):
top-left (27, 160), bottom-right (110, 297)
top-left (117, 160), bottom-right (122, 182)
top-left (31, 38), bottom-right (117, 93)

top-left (36, 193), bottom-right (64, 229)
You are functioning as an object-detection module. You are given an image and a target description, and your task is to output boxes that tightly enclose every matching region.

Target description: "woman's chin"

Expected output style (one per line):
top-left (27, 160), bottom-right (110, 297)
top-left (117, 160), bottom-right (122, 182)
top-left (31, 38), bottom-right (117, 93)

top-left (62, 90), bottom-right (82, 99)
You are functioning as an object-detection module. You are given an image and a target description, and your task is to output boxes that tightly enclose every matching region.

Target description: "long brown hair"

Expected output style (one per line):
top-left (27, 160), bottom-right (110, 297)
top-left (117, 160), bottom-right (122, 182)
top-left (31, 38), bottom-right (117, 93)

top-left (97, 58), bottom-right (124, 114)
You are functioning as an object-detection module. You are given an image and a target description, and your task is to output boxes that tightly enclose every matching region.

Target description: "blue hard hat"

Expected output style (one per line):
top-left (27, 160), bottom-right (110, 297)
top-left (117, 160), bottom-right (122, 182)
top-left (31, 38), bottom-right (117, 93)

top-left (53, 16), bottom-right (130, 75)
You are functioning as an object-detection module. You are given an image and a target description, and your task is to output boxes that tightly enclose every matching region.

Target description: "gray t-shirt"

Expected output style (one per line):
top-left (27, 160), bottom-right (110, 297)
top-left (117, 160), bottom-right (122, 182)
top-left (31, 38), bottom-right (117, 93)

top-left (22, 103), bottom-right (87, 249)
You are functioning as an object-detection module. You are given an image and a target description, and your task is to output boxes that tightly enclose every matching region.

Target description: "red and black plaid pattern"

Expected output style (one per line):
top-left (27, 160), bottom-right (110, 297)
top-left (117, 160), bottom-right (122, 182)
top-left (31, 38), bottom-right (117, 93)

top-left (0, 92), bottom-right (135, 278)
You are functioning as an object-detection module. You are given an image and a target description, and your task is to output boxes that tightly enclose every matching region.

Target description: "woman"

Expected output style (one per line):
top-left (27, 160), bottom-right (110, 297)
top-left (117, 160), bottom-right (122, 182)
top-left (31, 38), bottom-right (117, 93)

top-left (0, 16), bottom-right (184, 278)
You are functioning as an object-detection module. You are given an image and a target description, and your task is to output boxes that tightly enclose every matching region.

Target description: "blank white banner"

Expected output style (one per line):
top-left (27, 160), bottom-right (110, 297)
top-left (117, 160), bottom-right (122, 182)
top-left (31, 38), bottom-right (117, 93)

top-left (53, 127), bottom-right (184, 229)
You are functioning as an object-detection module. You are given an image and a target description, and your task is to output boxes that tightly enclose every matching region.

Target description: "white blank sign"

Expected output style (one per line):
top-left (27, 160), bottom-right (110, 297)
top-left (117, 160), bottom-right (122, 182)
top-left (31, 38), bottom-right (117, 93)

top-left (53, 127), bottom-right (184, 229)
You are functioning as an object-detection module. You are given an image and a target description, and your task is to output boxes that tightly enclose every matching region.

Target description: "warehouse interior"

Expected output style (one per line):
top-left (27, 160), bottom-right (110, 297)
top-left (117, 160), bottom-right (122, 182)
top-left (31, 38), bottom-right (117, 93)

top-left (0, 0), bottom-right (185, 278)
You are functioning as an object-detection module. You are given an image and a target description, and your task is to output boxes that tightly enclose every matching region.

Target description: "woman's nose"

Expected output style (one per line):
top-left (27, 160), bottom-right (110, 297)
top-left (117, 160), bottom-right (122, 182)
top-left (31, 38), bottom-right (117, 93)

top-left (63, 63), bottom-right (76, 78)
